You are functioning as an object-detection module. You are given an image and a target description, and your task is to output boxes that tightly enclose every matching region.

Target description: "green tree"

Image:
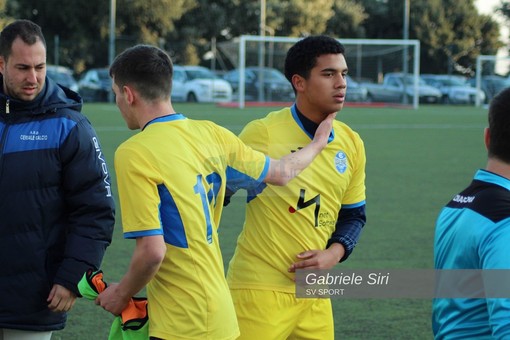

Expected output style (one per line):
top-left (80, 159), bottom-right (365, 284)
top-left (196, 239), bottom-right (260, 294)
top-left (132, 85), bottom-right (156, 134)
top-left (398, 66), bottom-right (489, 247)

top-left (6, 0), bottom-right (196, 73)
top-left (412, 0), bottom-right (502, 75)
top-left (499, 1), bottom-right (510, 57)
top-left (360, 0), bottom-right (403, 38)
top-left (270, 0), bottom-right (335, 36)
top-left (360, 0), bottom-right (502, 75)
top-left (325, 0), bottom-right (368, 38)
top-left (171, 0), bottom-right (233, 65)
top-left (173, 0), bottom-right (368, 66)
top-left (0, 0), bottom-right (13, 29)
top-left (6, 0), bottom-right (111, 73)
top-left (116, 0), bottom-right (196, 47)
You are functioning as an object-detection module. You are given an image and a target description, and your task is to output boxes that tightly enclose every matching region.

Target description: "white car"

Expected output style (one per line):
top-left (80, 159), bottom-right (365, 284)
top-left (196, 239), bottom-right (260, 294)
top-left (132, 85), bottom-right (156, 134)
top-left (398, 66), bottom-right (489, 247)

top-left (421, 74), bottom-right (486, 104)
top-left (46, 65), bottom-right (79, 93)
top-left (172, 65), bottom-right (233, 103)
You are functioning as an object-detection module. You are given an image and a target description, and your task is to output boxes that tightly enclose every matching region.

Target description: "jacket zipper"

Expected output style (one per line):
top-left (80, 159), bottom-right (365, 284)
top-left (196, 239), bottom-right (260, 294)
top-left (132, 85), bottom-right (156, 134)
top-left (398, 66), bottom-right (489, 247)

top-left (0, 99), bottom-right (10, 179)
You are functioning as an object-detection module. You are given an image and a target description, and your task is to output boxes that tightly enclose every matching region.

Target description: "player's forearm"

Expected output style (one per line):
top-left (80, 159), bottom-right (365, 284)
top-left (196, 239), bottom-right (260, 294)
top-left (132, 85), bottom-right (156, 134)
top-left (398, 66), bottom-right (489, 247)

top-left (117, 236), bottom-right (165, 299)
top-left (326, 243), bottom-right (346, 264)
top-left (265, 141), bottom-right (323, 185)
top-left (264, 112), bottom-right (334, 185)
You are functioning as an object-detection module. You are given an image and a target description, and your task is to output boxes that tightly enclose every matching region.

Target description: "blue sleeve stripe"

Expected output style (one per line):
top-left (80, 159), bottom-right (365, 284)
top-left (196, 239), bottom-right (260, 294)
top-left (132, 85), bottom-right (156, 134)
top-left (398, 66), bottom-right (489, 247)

top-left (256, 155), bottom-right (270, 182)
top-left (247, 182), bottom-right (267, 203)
top-left (124, 229), bottom-right (163, 239)
top-left (342, 200), bottom-right (366, 209)
top-left (226, 161), bottom-right (267, 193)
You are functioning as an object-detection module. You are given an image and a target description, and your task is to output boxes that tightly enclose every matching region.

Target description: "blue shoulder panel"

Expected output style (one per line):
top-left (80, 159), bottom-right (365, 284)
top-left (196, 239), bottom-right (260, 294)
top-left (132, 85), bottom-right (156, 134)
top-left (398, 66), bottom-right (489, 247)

top-left (157, 184), bottom-right (189, 248)
top-left (3, 117), bottom-right (77, 154)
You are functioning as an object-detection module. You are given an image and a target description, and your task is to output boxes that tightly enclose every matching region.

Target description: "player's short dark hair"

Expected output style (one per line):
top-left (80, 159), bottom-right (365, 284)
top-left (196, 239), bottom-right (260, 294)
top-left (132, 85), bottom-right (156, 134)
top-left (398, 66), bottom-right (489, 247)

top-left (487, 87), bottom-right (510, 163)
top-left (109, 44), bottom-right (173, 101)
top-left (284, 35), bottom-right (345, 85)
top-left (0, 19), bottom-right (46, 60)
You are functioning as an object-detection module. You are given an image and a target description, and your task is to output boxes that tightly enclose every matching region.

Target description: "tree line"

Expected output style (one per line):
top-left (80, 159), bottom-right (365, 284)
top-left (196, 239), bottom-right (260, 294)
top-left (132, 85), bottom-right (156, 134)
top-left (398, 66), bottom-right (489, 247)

top-left (0, 0), bottom-right (508, 77)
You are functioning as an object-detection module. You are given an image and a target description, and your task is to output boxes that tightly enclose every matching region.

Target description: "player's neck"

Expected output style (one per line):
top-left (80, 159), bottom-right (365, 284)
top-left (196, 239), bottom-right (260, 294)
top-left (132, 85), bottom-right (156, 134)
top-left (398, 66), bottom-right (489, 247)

top-left (294, 97), bottom-right (338, 124)
top-left (139, 100), bottom-right (176, 129)
top-left (485, 158), bottom-right (510, 181)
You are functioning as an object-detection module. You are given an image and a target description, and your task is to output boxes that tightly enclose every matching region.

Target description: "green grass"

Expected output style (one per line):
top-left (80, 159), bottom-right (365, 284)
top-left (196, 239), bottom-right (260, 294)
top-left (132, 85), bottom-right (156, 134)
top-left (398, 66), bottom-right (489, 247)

top-left (54, 102), bottom-right (488, 340)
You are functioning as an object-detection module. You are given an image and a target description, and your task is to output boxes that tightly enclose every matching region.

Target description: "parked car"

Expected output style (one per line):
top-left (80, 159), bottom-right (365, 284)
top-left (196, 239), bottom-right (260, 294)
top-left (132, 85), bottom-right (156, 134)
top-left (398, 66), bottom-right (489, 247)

top-left (420, 74), bottom-right (485, 104)
top-left (222, 66), bottom-right (295, 102)
top-left (46, 65), bottom-right (79, 92)
top-left (78, 68), bottom-right (112, 102)
top-left (362, 72), bottom-right (442, 104)
top-left (346, 75), bottom-right (368, 102)
top-left (467, 75), bottom-right (509, 104)
top-left (172, 65), bottom-right (232, 103)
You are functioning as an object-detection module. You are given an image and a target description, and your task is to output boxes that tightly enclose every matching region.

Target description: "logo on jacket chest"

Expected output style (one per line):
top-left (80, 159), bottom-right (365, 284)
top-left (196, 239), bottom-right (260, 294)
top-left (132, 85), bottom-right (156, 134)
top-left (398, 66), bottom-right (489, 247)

top-left (19, 130), bottom-right (48, 141)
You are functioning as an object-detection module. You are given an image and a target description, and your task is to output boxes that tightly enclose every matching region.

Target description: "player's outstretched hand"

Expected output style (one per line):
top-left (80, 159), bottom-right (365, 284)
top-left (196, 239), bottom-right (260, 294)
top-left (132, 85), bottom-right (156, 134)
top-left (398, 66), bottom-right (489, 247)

top-left (311, 112), bottom-right (336, 150)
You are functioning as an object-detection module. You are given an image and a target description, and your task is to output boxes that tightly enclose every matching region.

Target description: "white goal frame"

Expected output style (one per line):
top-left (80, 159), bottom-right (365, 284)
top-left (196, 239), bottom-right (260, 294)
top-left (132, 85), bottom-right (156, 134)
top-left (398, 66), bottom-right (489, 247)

top-left (475, 55), bottom-right (510, 107)
top-left (236, 35), bottom-right (421, 109)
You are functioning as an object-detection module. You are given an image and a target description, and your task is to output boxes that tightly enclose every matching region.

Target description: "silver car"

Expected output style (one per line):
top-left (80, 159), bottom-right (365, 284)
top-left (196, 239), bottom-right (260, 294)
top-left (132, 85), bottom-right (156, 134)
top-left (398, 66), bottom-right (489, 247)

top-left (346, 75), bottom-right (368, 102)
top-left (421, 74), bottom-right (485, 104)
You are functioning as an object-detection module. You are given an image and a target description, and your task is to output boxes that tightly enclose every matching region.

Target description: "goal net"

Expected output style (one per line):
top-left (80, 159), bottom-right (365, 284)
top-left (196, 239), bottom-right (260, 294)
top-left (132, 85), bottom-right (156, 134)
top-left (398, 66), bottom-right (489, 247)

top-left (217, 35), bottom-right (421, 109)
top-left (474, 55), bottom-right (510, 107)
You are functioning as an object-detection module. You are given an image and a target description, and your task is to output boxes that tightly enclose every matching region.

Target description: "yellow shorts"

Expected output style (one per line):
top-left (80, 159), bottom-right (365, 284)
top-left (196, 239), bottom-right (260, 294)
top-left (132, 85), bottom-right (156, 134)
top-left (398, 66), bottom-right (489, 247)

top-left (230, 289), bottom-right (334, 340)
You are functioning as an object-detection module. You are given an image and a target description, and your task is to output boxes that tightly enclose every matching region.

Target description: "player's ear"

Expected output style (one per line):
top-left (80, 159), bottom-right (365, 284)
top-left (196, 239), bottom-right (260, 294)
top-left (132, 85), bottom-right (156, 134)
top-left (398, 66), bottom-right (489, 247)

top-left (0, 56), bottom-right (5, 74)
top-left (292, 74), bottom-right (305, 93)
top-left (484, 127), bottom-right (490, 150)
top-left (123, 85), bottom-right (135, 105)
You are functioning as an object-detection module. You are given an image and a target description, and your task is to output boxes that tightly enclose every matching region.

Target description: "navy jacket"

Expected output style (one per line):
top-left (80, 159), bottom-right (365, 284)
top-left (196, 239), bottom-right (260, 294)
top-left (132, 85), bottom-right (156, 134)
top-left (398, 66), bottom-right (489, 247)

top-left (0, 76), bottom-right (115, 331)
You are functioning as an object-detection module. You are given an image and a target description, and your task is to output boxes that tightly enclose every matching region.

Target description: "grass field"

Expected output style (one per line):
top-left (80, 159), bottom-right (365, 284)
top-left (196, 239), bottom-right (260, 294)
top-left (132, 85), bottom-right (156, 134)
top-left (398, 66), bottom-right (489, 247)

top-left (53, 102), bottom-right (488, 340)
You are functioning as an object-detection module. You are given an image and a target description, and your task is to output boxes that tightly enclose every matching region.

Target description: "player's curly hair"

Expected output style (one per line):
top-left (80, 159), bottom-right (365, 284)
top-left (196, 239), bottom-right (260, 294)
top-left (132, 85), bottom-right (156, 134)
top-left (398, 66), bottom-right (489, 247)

top-left (488, 87), bottom-right (510, 164)
top-left (284, 35), bottom-right (345, 88)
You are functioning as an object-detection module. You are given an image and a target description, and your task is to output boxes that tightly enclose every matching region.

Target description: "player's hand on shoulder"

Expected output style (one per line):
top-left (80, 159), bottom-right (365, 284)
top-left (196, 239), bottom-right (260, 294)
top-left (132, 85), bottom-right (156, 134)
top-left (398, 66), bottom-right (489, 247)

top-left (312, 113), bottom-right (336, 149)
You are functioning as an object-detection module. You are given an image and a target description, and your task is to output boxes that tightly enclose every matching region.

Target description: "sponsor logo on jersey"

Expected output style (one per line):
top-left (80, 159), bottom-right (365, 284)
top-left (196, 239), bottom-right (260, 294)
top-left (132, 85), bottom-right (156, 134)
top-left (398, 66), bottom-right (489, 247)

top-left (452, 194), bottom-right (475, 204)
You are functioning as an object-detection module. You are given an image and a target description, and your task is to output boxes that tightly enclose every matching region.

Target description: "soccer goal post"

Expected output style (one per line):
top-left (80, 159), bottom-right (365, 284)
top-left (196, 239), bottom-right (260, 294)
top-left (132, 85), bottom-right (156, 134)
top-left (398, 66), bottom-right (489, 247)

top-left (475, 55), bottom-right (510, 107)
top-left (219, 35), bottom-right (421, 109)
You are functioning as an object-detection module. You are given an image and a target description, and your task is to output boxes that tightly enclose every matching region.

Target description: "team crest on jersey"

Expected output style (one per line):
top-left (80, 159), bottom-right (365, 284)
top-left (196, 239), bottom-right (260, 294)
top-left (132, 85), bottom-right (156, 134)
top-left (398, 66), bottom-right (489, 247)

top-left (335, 151), bottom-right (348, 173)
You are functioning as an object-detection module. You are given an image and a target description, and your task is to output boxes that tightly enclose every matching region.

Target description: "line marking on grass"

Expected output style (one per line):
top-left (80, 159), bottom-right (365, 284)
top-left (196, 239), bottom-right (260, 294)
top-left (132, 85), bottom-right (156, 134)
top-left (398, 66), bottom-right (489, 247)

top-left (354, 123), bottom-right (484, 129)
top-left (94, 124), bottom-right (484, 132)
top-left (95, 126), bottom-right (131, 132)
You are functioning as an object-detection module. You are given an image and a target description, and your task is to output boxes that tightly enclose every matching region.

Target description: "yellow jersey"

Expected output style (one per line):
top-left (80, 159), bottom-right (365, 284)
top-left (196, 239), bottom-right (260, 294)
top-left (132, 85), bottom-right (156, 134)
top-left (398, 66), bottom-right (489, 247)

top-left (227, 106), bottom-right (366, 293)
top-left (115, 113), bottom-right (269, 339)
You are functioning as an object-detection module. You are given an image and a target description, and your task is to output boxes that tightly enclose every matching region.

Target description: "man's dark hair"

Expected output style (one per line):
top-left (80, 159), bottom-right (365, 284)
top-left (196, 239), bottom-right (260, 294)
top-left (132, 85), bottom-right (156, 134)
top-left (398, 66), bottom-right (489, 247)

top-left (284, 35), bottom-right (345, 88)
top-left (487, 87), bottom-right (510, 163)
top-left (0, 19), bottom-right (46, 60)
top-left (109, 44), bottom-right (173, 101)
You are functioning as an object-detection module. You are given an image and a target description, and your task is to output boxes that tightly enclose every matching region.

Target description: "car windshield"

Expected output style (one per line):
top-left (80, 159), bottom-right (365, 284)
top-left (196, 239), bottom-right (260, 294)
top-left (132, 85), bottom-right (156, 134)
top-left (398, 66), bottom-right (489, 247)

top-left (97, 69), bottom-right (110, 81)
top-left (185, 68), bottom-right (218, 80)
top-left (249, 68), bottom-right (287, 81)
top-left (490, 78), bottom-right (508, 85)
top-left (438, 77), bottom-right (467, 86)
top-left (47, 71), bottom-right (74, 84)
top-left (346, 75), bottom-right (360, 85)
top-left (403, 76), bottom-right (427, 85)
